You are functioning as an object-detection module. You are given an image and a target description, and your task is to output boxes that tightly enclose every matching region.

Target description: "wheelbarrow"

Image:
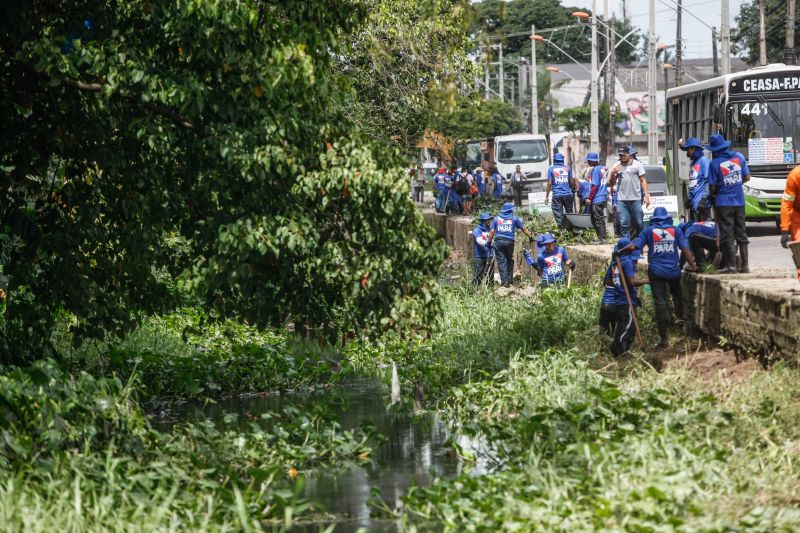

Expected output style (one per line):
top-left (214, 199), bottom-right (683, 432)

top-left (563, 212), bottom-right (594, 236)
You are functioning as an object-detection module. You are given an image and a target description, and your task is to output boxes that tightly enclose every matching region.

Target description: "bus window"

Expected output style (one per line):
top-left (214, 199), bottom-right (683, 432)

top-left (728, 100), bottom-right (800, 164)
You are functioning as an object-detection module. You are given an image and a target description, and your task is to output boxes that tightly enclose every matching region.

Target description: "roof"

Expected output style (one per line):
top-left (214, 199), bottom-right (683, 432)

top-left (546, 57), bottom-right (749, 92)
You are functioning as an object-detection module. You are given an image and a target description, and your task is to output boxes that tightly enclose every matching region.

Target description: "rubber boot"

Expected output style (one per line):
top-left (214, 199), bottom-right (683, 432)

top-left (737, 243), bottom-right (750, 274)
top-left (718, 242), bottom-right (737, 274)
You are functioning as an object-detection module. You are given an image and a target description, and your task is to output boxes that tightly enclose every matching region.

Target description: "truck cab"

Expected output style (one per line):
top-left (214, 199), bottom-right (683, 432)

top-left (492, 134), bottom-right (550, 193)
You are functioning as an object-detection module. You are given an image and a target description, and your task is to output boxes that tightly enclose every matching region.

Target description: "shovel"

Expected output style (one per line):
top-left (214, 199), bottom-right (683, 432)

top-left (615, 255), bottom-right (645, 348)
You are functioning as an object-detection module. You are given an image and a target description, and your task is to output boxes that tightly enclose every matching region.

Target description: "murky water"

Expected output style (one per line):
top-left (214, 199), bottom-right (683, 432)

top-left (161, 377), bottom-right (488, 532)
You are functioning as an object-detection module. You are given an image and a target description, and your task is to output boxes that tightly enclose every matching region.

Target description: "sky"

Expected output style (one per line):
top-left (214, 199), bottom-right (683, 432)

top-left (563, 0), bottom-right (749, 59)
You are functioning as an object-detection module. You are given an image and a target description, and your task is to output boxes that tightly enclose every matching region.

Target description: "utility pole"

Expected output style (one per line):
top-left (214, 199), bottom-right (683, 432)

top-left (786, 0), bottom-right (796, 65)
top-left (648, 0), bottom-right (658, 162)
top-left (622, 0), bottom-right (628, 23)
top-left (676, 0), bottom-right (683, 86)
top-left (721, 0), bottom-right (731, 75)
top-left (609, 15), bottom-right (617, 155)
top-left (604, 0), bottom-right (610, 104)
top-left (759, 0), bottom-right (767, 66)
top-left (712, 27), bottom-right (719, 77)
top-left (531, 25), bottom-right (539, 135)
top-left (591, 0), bottom-right (600, 152)
top-left (510, 79), bottom-right (515, 106)
top-left (484, 48), bottom-right (490, 99)
top-left (499, 43), bottom-right (505, 101)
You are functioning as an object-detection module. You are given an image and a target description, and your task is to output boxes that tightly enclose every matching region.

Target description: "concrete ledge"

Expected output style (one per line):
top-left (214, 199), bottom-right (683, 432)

top-left (424, 208), bottom-right (800, 361)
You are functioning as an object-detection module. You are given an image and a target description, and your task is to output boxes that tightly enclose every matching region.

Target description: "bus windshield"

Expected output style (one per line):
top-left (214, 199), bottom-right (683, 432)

top-left (728, 99), bottom-right (800, 165)
top-left (497, 140), bottom-right (548, 163)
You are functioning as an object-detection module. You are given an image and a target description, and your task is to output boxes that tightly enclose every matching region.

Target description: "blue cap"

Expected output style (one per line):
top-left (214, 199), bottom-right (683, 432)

top-left (553, 153), bottom-right (565, 163)
top-left (650, 206), bottom-right (672, 222)
top-left (541, 232), bottom-right (556, 245)
top-left (614, 237), bottom-right (631, 251)
top-left (585, 151), bottom-right (600, 162)
top-left (680, 137), bottom-right (703, 151)
top-left (501, 202), bottom-right (514, 212)
top-left (614, 237), bottom-right (641, 261)
top-left (479, 212), bottom-right (492, 221)
top-left (705, 133), bottom-right (732, 153)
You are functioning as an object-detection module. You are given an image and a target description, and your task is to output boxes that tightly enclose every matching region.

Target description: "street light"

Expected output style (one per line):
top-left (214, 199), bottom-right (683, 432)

top-left (546, 65), bottom-right (577, 81)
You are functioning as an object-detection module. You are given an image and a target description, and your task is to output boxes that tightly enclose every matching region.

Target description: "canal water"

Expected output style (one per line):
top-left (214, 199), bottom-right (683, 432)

top-left (162, 377), bottom-right (489, 532)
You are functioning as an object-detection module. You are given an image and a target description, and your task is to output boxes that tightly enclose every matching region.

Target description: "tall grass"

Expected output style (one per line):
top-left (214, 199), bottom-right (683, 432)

top-left (394, 290), bottom-right (800, 531)
top-left (0, 360), bottom-right (374, 531)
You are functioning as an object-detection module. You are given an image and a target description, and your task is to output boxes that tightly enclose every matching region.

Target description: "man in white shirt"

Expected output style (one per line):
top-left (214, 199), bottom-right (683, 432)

top-left (607, 146), bottom-right (650, 239)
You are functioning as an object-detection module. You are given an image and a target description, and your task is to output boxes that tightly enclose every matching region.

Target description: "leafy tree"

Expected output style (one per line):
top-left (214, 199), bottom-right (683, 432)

top-left (431, 97), bottom-right (526, 141)
top-left (0, 0), bottom-right (447, 363)
top-left (336, 0), bottom-right (473, 155)
top-left (732, 0), bottom-right (799, 64)
top-left (553, 103), bottom-right (613, 149)
top-left (470, 0), bottom-right (642, 65)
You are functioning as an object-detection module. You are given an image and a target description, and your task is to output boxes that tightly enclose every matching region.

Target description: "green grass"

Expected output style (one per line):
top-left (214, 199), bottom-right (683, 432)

top-left (389, 286), bottom-right (800, 531)
top-left (57, 308), bottom-right (344, 404)
top-left (5, 271), bottom-right (800, 531)
top-left (0, 360), bottom-right (373, 531)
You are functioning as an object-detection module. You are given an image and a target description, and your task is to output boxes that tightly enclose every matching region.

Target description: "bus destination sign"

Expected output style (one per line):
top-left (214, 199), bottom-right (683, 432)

top-left (729, 73), bottom-right (800, 95)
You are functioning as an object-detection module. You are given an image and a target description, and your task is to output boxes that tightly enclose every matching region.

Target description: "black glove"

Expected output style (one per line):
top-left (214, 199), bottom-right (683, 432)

top-left (569, 262), bottom-right (576, 271)
top-left (683, 197), bottom-right (691, 210)
top-left (611, 250), bottom-right (620, 260)
top-left (781, 232), bottom-right (791, 249)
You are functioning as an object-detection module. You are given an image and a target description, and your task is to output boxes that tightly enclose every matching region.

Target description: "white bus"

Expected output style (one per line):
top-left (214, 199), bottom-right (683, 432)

top-left (666, 63), bottom-right (800, 222)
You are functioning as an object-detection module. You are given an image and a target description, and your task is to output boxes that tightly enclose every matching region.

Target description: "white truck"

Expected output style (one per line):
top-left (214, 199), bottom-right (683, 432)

top-left (460, 133), bottom-right (551, 196)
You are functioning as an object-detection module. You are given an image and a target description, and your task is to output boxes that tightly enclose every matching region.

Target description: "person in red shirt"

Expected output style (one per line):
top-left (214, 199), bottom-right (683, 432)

top-left (781, 166), bottom-right (800, 280)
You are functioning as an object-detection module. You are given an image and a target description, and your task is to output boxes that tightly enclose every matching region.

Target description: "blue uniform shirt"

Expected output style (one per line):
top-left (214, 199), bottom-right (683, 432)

top-left (536, 246), bottom-right (570, 286)
top-left (433, 172), bottom-right (447, 192)
top-left (491, 212), bottom-right (524, 241)
top-left (688, 154), bottom-right (710, 210)
top-left (683, 221), bottom-right (716, 240)
top-left (578, 181), bottom-right (591, 201)
top-left (633, 223), bottom-right (688, 279)
top-left (492, 172), bottom-right (504, 199)
top-left (472, 224), bottom-right (494, 259)
top-left (708, 150), bottom-right (749, 207)
top-left (548, 164), bottom-right (573, 197)
top-left (590, 165), bottom-right (608, 203)
top-left (477, 173), bottom-right (486, 196)
top-left (605, 257), bottom-right (638, 306)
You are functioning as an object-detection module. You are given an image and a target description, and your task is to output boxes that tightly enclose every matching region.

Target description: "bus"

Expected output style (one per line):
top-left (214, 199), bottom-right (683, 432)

top-left (665, 63), bottom-right (800, 223)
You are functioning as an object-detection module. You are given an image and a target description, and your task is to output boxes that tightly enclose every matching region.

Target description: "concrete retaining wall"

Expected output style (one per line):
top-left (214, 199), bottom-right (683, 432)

top-left (423, 209), bottom-right (800, 361)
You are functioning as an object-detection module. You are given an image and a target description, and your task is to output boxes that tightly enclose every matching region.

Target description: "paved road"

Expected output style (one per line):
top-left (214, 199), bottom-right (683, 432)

top-left (747, 221), bottom-right (795, 272)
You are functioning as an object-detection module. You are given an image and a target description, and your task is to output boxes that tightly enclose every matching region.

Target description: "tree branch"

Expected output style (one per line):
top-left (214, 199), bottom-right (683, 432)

top-left (59, 74), bottom-right (200, 133)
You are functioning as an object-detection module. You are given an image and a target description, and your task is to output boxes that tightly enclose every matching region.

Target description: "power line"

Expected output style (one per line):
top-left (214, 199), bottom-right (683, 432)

top-left (656, 0), bottom-right (714, 31)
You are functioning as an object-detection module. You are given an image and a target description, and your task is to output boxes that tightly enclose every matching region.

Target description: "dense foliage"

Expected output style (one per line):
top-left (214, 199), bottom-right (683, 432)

top-left (0, 0), bottom-right (449, 362)
top-left (0, 359), bottom-right (375, 529)
top-left (470, 0), bottom-right (642, 65)
top-left (430, 97), bottom-right (527, 141)
top-left (338, 0), bottom-right (473, 153)
top-left (733, 0), bottom-right (799, 64)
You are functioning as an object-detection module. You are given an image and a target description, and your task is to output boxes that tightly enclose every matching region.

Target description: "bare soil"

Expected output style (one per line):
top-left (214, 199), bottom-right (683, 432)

top-left (652, 338), bottom-right (761, 381)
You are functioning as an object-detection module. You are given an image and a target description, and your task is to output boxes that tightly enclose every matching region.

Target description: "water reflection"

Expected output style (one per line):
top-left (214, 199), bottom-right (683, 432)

top-left (161, 377), bottom-right (489, 532)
